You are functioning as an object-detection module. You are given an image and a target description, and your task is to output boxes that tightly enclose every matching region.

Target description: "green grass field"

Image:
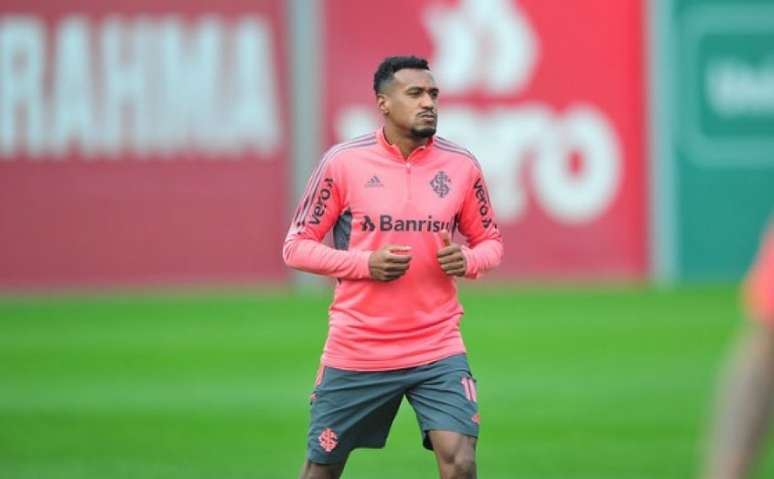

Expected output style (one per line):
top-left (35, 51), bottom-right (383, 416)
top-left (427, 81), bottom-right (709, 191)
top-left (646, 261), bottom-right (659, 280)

top-left (1, 284), bottom-right (772, 478)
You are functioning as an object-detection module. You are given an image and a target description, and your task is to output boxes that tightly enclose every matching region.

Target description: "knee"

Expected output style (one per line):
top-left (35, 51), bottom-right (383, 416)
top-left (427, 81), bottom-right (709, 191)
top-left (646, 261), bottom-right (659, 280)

top-left (452, 455), bottom-right (476, 477)
top-left (439, 452), bottom-right (476, 478)
top-left (431, 432), bottom-right (477, 479)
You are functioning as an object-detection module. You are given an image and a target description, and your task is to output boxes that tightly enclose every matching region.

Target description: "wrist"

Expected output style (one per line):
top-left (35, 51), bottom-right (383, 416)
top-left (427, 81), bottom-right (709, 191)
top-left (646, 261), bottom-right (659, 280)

top-left (358, 250), bottom-right (374, 279)
top-left (460, 245), bottom-right (478, 279)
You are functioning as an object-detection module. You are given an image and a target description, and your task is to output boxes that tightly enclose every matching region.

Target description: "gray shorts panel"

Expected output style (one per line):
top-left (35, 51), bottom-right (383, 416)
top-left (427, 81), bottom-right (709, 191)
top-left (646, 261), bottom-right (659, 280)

top-left (306, 354), bottom-right (480, 464)
top-left (406, 354), bottom-right (480, 449)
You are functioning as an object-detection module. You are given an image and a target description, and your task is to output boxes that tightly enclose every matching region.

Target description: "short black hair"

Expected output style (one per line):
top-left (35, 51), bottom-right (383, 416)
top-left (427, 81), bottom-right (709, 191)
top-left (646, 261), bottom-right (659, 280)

top-left (373, 56), bottom-right (430, 94)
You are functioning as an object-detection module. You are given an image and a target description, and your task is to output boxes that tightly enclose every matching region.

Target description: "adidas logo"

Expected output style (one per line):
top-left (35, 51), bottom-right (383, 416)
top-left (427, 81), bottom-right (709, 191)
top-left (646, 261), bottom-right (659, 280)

top-left (365, 175), bottom-right (384, 188)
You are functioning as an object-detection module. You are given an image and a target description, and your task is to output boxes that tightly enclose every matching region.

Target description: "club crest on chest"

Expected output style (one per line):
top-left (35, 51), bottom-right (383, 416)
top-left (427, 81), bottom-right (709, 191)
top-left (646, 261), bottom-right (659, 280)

top-left (430, 171), bottom-right (451, 198)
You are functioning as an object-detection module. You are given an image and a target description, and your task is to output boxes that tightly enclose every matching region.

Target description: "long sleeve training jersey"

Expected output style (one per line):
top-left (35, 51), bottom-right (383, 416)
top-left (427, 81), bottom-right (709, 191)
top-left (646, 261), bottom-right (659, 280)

top-left (283, 129), bottom-right (503, 370)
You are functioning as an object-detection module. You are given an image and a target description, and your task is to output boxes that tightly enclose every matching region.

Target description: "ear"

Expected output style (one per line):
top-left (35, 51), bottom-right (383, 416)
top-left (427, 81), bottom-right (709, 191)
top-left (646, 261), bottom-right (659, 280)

top-left (376, 93), bottom-right (389, 116)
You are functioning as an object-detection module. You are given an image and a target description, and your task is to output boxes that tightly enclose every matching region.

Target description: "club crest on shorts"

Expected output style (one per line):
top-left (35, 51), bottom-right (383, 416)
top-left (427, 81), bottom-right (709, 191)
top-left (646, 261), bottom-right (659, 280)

top-left (430, 171), bottom-right (451, 198)
top-left (472, 412), bottom-right (480, 425)
top-left (318, 427), bottom-right (338, 453)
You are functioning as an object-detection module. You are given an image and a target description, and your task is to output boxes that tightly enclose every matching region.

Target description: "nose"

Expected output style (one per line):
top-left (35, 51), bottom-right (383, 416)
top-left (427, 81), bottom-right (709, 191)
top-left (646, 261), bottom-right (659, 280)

top-left (420, 93), bottom-right (435, 109)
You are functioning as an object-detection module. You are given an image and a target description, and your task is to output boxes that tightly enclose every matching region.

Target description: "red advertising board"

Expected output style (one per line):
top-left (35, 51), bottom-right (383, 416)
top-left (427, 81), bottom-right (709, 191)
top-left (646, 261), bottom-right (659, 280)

top-left (324, 0), bottom-right (646, 279)
top-left (0, 0), bottom-right (288, 287)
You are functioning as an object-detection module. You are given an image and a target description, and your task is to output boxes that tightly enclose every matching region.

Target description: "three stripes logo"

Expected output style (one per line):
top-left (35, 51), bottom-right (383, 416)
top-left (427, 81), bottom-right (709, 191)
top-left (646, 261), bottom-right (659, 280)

top-left (365, 175), bottom-right (384, 188)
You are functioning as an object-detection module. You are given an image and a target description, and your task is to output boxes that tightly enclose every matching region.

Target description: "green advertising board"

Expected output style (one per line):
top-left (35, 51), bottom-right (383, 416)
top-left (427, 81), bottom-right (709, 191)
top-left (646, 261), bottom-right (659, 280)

top-left (661, 0), bottom-right (774, 280)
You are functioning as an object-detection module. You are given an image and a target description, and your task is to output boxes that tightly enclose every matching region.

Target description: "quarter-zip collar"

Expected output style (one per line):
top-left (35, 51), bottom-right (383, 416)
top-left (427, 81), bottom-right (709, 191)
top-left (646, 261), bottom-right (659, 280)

top-left (376, 127), bottom-right (434, 163)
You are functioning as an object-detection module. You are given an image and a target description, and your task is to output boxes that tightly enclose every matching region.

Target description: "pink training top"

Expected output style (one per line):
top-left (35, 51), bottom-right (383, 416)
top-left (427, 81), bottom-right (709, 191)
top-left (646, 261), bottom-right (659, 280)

top-left (283, 129), bottom-right (503, 371)
top-left (745, 222), bottom-right (774, 324)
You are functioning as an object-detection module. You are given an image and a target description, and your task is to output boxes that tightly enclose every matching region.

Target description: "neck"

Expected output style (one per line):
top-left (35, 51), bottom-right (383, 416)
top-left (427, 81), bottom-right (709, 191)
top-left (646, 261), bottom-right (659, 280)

top-left (383, 124), bottom-right (429, 159)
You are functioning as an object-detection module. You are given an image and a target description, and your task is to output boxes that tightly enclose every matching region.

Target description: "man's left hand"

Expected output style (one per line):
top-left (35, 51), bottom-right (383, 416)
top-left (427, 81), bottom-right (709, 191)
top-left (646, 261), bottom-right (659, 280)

top-left (437, 230), bottom-right (466, 277)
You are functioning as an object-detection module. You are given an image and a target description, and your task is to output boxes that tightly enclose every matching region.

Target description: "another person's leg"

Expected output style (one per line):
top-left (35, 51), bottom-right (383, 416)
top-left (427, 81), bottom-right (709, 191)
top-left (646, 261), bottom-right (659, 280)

top-left (701, 222), bottom-right (774, 479)
top-left (702, 323), bottom-right (774, 479)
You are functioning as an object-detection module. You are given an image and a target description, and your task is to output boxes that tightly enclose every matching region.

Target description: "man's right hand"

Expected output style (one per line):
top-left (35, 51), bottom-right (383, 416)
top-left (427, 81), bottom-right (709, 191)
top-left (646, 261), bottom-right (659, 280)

top-left (368, 245), bottom-right (412, 281)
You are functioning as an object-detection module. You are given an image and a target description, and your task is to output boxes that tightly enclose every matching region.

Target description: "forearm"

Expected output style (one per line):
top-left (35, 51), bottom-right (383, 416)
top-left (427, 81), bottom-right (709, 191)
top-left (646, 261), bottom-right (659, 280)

top-left (703, 324), bottom-right (774, 479)
top-left (461, 239), bottom-right (503, 279)
top-left (283, 237), bottom-right (372, 280)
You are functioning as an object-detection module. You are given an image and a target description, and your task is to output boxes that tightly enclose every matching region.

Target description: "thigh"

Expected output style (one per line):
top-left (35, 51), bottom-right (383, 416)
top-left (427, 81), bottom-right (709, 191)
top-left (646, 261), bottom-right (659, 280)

top-left (307, 365), bottom-right (404, 464)
top-left (406, 354), bottom-right (480, 450)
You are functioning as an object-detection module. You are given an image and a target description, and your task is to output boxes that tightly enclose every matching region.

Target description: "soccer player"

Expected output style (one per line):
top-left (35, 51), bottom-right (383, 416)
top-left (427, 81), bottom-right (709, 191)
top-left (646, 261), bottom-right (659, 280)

top-left (283, 56), bottom-right (503, 479)
top-left (701, 219), bottom-right (774, 479)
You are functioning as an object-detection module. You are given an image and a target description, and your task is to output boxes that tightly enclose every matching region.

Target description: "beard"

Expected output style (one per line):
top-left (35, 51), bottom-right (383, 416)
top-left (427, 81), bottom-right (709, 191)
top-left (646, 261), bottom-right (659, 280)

top-left (410, 125), bottom-right (436, 139)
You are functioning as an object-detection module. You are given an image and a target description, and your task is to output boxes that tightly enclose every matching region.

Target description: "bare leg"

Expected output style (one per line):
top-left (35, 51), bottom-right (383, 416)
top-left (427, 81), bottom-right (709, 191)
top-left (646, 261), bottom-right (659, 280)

top-left (701, 323), bottom-right (774, 479)
top-left (427, 430), bottom-right (477, 479)
top-left (298, 459), bottom-right (347, 479)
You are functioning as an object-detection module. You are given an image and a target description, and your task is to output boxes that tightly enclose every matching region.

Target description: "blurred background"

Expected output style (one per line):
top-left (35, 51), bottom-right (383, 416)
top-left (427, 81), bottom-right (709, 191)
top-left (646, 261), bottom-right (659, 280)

top-left (0, 0), bottom-right (772, 477)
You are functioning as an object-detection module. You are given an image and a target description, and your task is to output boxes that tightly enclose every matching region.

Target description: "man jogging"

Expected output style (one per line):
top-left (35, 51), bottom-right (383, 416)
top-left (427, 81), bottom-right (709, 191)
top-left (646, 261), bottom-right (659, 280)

top-left (283, 55), bottom-right (503, 479)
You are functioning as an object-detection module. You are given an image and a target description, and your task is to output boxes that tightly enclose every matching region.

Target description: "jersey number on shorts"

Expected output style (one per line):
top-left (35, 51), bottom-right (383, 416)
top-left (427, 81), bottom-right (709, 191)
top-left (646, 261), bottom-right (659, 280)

top-left (461, 376), bottom-right (477, 402)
